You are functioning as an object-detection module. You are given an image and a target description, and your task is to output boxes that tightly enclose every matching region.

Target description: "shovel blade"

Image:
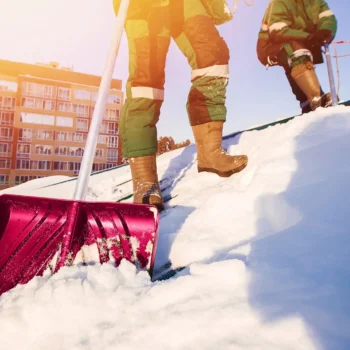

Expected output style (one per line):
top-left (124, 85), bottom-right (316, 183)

top-left (0, 194), bottom-right (159, 296)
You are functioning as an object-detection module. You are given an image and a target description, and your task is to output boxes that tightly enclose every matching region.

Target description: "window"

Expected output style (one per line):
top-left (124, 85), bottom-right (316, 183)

top-left (107, 94), bottom-right (121, 104)
top-left (0, 112), bottom-right (14, 126)
top-left (0, 175), bottom-right (9, 185)
top-left (21, 82), bottom-right (33, 96)
top-left (43, 85), bottom-right (56, 99)
top-left (72, 162), bottom-right (81, 174)
top-left (21, 97), bottom-right (34, 108)
top-left (35, 145), bottom-right (52, 155)
top-left (53, 161), bottom-right (80, 172)
top-left (15, 175), bottom-right (43, 185)
top-left (55, 146), bottom-right (84, 157)
top-left (107, 149), bottom-right (118, 162)
top-left (98, 135), bottom-right (107, 144)
top-left (35, 99), bottom-right (44, 109)
top-left (73, 104), bottom-right (89, 117)
top-left (18, 128), bottom-right (32, 142)
top-left (21, 97), bottom-right (44, 109)
top-left (92, 163), bottom-right (107, 172)
top-left (0, 159), bottom-right (11, 169)
top-left (57, 102), bottom-right (73, 113)
top-left (0, 96), bottom-right (16, 110)
top-left (20, 112), bottom-right (55, 126)
top-left (95, 149), bottom-right (103, 159)
top-left (58, 87), bottom-right (71, 101)
top-left (100, 121), bottom-right (117, 134)
top-left (56, 116), bottom-right (73, 127)
top-left (105, 108), bottom-right (119, 121)
top-left (55, 131), bottom-right (87, 142)
top-left (55, 146), bottom-right (68, 156)
top-left (17, 144), bottom-right (31, 158)
top-left (44, 100), bottom-right (56, 110)
top-left (16, 160), bottom-right (51, 170)
top-left (53, 161), bottom-right (68, 171)
top-left (21, 82), bottom-right (57, 99)
top-left (77, 118), bottom-right (88, 131)
top-left (71, 147), bottom-right (84, 157)
top-left (72, 133), bottom-right (87, 143)
top-left (21, 97), bottom-right (55, 110)
top-left (74, 89), bottom-right (90, 100)
top-left (0, 127), bottom-right (13, 141)
top-left (107, 136), bottom-right (118, 148)
top-left (55, 131), bottom-right (69, 142)
top-left (0, 143), bottom-right (12, 155)
top-left (32, 160), bottom-right (51, 170)
top-left (0, 80), bottom-right (18, 92)
top-left (32, 129), bottom-right (53, 140)
top-left (16, 159), bottom-right (30, 169)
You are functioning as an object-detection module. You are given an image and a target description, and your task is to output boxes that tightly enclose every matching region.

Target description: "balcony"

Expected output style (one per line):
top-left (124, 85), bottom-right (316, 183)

top-left (0, 151), bottom-right (12, 157)
top-left (0, 120), bottom-right (14, 126)
top-left (16, 152), bottom-right (31, 159)
top-left (18, 136), bottom-right (32, 142)
top-left (0, 135), bottom-right (13, 141)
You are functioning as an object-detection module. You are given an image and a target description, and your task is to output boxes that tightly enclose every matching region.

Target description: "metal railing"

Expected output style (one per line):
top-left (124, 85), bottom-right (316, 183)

top-left (331, 40), bottom-right (350, 98)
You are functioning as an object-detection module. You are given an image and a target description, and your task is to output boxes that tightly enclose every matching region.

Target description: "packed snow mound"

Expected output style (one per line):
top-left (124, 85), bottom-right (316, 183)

top-left (1, 106), bottom-right (350, 350)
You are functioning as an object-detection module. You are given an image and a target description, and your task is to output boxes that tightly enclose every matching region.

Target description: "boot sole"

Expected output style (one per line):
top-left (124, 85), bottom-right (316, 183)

top-left (139, 196), bottom-right (165, 212)
top-left (154, 203), bottom-right (165, 212)
top-left (198, 161), bottom-right (248, 178)
top-left (133, 200), bottom-right (165, 212)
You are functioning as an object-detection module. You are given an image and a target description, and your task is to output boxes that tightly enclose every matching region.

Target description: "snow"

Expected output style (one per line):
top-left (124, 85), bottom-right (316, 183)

top-left (1, 105), bottom-right (350, 349)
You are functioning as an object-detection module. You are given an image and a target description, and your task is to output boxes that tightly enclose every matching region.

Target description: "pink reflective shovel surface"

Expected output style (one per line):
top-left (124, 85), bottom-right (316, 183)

top-left (0, 194), bottom-right (160, 296)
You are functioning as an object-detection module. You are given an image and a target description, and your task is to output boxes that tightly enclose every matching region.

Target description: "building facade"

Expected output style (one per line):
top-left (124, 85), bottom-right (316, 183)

top-left (0, 59), bottom-right (124, 190)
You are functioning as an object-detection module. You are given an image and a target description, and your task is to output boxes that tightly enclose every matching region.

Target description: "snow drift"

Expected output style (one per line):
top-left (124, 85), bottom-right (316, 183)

top-left (1, 105), bottom-right (350, 350)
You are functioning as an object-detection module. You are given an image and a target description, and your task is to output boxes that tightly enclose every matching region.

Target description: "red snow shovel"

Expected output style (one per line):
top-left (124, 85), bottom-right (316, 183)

top-left (0, 0), bottom-right (160, 297)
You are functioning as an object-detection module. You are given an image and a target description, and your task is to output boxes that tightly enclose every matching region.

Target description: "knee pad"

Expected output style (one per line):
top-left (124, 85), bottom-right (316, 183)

top-left (288, 49), bottom-right (313, 68)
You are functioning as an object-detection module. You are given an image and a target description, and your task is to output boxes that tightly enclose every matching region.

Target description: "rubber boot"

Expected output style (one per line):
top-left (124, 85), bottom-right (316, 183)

top-left (291, 61), bottom-right (323, 111)
top-left (300, 92), bottom-right (332, 114)
top-left (129, 154), bottom-right (164, 211)
top-left (191, 121), bottom-right (248, 177)
top-left (322, 92), bottom-right (332, 108)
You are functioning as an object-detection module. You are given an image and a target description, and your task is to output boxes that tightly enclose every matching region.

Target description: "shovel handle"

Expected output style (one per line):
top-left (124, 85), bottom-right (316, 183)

top-left (324, 43), bottom-right (338, 107)
top-left (73, 0), bottom-right (130, 200)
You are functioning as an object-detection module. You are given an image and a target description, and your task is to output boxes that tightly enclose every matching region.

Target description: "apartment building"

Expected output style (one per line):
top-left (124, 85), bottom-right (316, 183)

top-left (0, 59), bottom-right (123, 190)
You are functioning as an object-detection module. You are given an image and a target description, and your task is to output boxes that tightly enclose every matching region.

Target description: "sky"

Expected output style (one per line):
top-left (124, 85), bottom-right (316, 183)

top-left (0, 0), bottom-right (349, 143)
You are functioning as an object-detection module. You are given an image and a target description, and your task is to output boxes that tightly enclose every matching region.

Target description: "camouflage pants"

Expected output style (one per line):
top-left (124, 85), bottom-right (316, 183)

top-left (119, 0), bottom-right (230, 157)
top-left (279, 41), bottom-right (324, 108)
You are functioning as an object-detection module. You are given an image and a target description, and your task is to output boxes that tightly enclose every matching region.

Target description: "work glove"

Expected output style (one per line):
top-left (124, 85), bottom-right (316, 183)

top-left (307, 29), bottom-right (334, 46)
